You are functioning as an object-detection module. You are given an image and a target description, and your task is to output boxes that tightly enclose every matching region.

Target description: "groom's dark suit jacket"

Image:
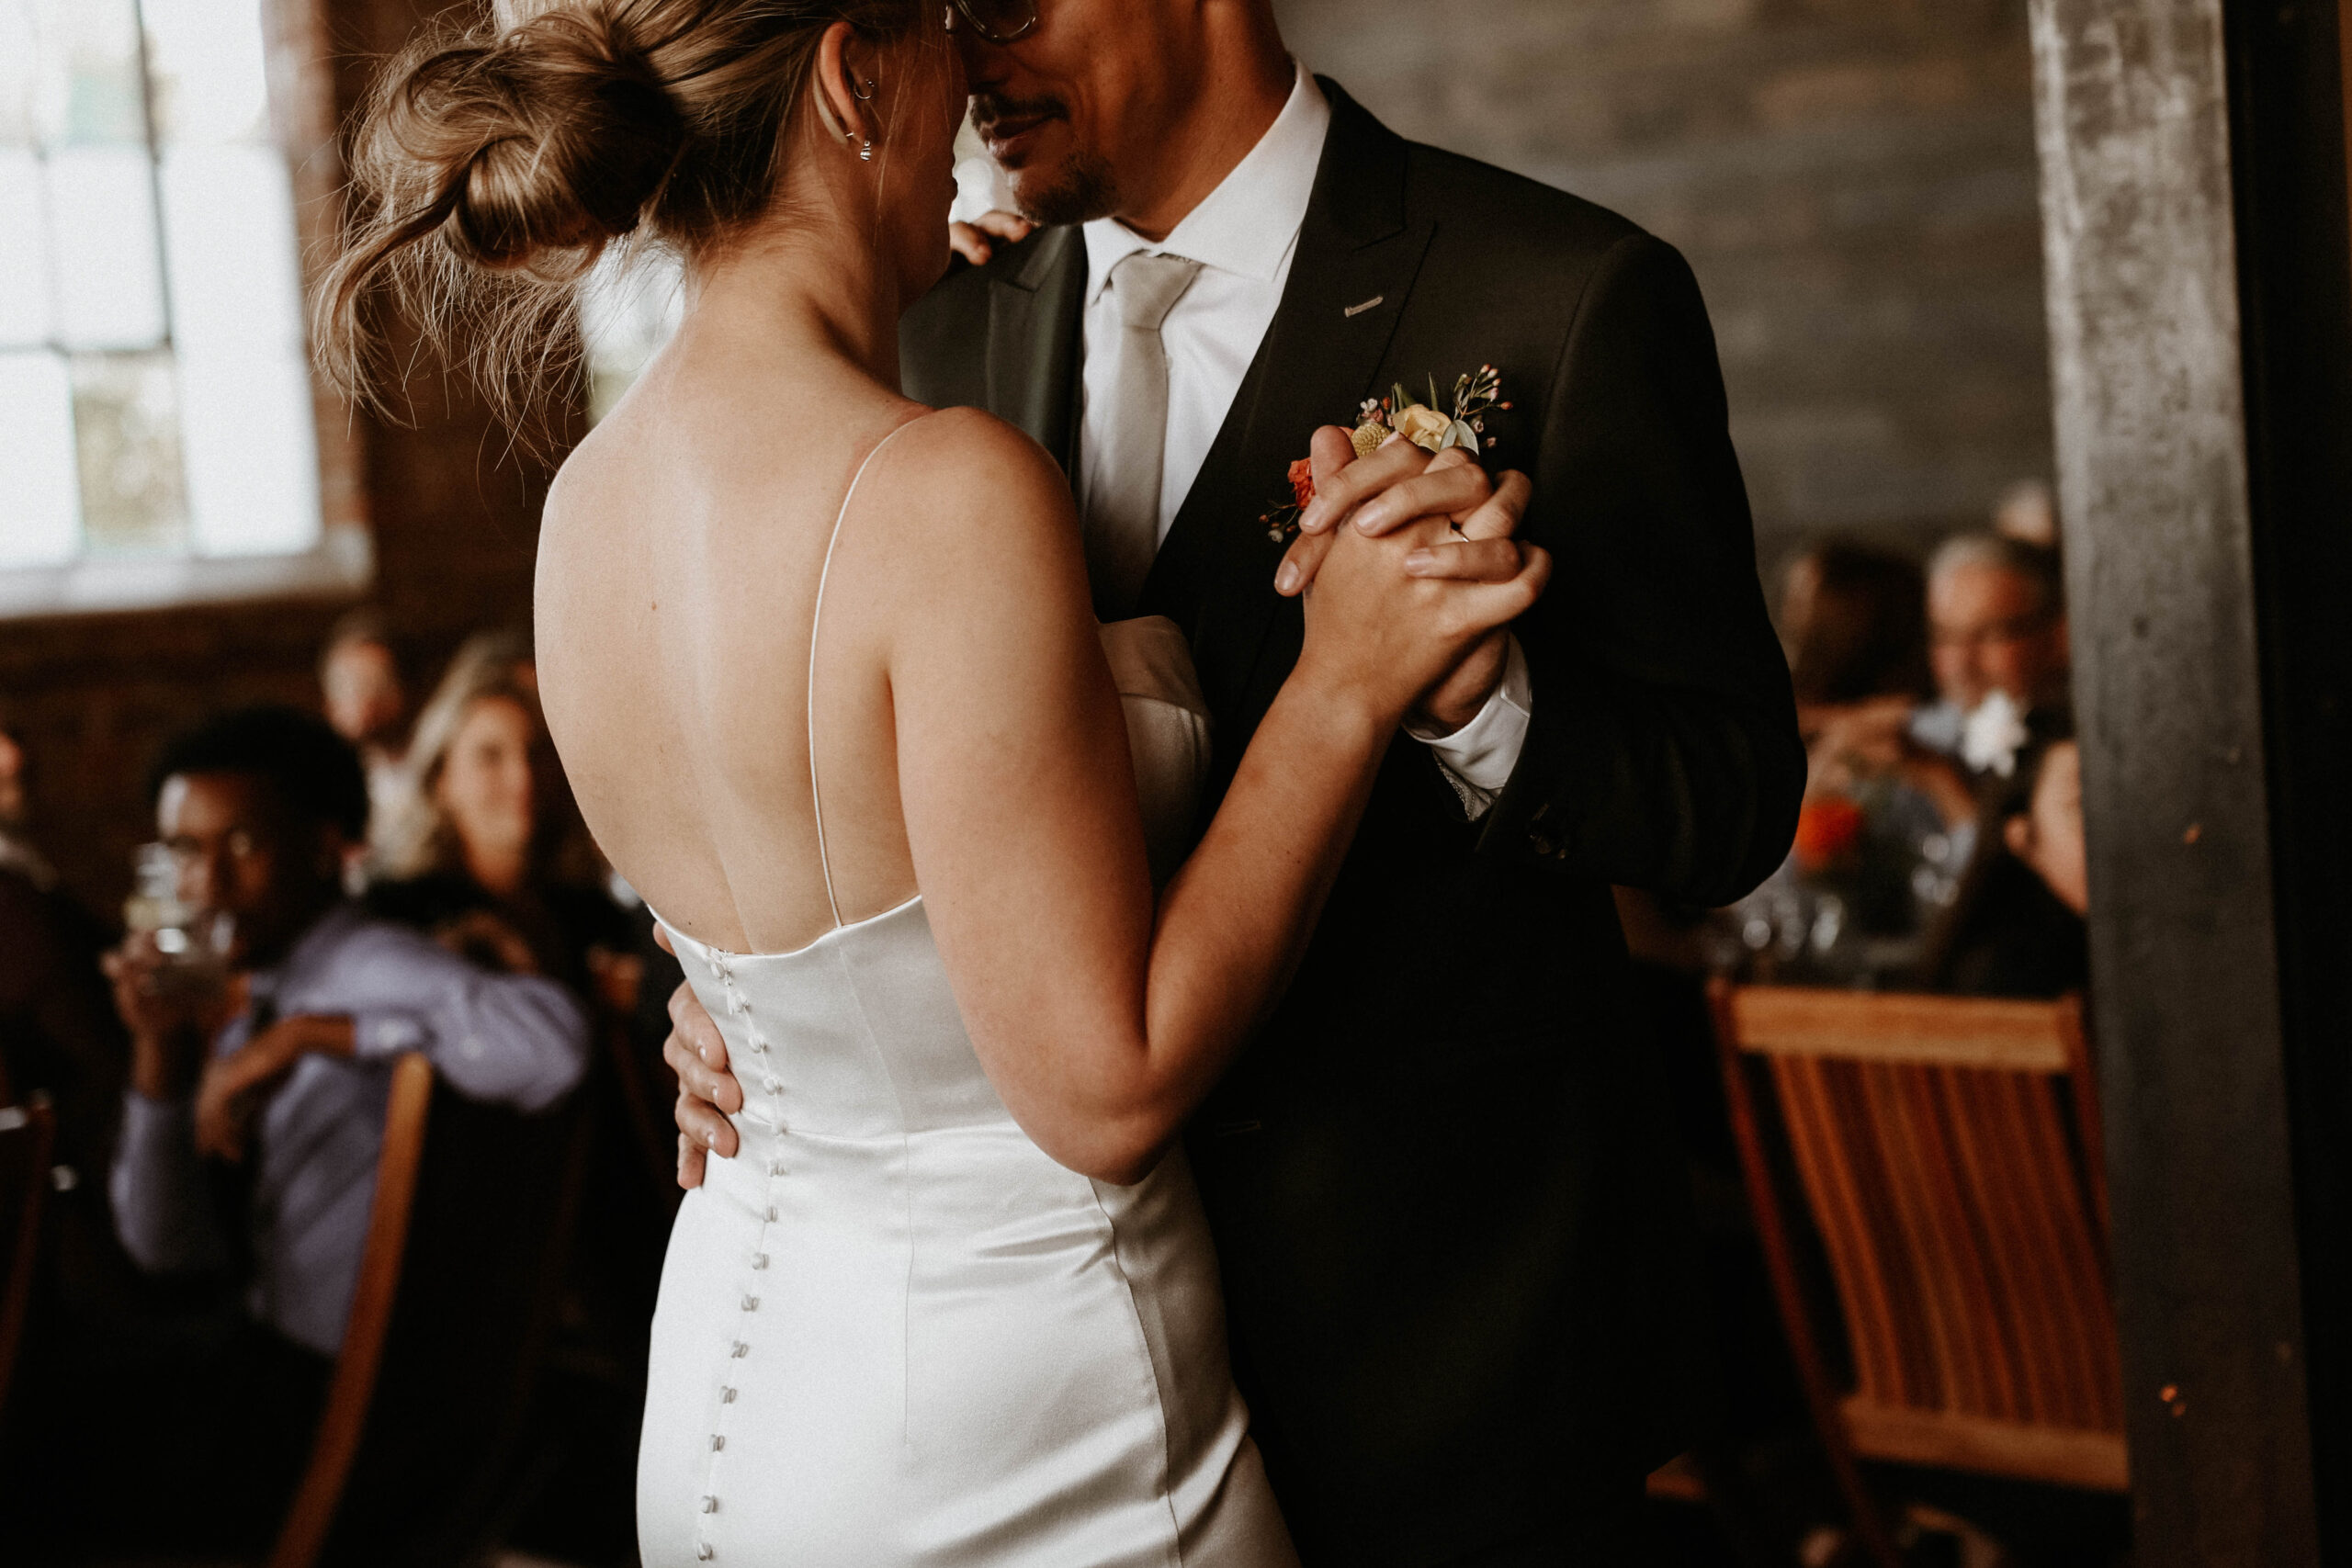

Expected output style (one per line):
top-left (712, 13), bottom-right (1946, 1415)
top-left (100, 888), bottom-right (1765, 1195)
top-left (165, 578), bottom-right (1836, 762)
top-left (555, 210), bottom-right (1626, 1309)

top-left (903, 84), bottom-right (1804, 1566)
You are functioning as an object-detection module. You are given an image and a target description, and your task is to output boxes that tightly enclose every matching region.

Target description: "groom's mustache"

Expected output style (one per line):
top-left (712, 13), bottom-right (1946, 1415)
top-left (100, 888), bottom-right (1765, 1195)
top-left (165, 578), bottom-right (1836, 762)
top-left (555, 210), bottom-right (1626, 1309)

top-left (969, 92), bottom-right (1069, 140)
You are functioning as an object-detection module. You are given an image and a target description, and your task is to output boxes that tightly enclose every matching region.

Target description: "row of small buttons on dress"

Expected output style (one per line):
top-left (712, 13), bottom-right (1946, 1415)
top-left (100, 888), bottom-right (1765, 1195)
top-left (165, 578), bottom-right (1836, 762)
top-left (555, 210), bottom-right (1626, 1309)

top-left (720, 954), bottom-right (786, 1096)
top-left (695, 953), bottom-right (784, 1562)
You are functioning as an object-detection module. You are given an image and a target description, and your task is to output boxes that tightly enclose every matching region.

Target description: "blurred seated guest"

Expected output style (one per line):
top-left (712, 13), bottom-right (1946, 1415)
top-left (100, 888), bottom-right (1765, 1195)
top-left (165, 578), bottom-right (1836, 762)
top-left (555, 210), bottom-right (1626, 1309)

top-left (1778, 541), bottom-right (1971, 823)
top-left (319, 607), bottom-right (413, 831)
top-left (369, 636), bottom-right (630, 989)
top-left (1937, 739), bottom-right (2089, 997)
top-left (446, 622), bottom-right (537, 695)
top-left (1713, 543), bottom-right (1975, 980)
top-left (0, 719), bottom-right (126, 1550)
top-left (1780, 540), bottom-right (1931, 714)
top-left (98, 705), bottom-right (588, 1551)
top-left (1912, 532), bottom-right (2072, 787)
top-left (0, 716), bottom-right (126, 1180)
top-left (2007, 738), bottom-right (2089, 915)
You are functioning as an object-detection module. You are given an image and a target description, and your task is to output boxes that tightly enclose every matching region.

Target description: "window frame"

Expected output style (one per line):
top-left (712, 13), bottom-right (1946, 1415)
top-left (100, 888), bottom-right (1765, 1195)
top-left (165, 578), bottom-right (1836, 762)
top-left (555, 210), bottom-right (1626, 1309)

top-left (0, 0), bottom-right (371, 623)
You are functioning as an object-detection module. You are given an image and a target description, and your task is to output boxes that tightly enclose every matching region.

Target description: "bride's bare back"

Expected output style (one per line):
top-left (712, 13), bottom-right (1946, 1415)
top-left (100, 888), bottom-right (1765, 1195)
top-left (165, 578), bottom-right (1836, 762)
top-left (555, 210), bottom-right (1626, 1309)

top-left (538, 314), bottom-right (961, 957)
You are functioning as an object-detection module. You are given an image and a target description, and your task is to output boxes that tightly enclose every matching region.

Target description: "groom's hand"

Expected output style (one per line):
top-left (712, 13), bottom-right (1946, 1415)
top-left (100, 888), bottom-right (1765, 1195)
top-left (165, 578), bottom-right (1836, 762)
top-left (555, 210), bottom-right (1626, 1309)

top-left (1273, 430), bottom-right (1532, 731)
top-left (662, 971), bottom-right (743, 1189)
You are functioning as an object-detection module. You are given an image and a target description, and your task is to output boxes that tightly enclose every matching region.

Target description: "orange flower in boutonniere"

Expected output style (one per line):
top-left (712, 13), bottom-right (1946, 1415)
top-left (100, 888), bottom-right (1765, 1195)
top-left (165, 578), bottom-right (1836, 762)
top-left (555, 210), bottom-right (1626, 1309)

top-left (1286, 457), bottom-right (1317, 510)
top-left (1261, 365), bottom-right (1510, 541)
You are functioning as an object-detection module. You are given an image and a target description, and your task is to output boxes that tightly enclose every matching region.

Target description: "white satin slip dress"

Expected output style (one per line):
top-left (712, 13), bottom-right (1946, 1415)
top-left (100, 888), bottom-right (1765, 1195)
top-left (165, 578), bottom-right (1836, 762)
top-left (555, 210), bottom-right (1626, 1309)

top-left (635, 423), bottom-right (1297, 1568)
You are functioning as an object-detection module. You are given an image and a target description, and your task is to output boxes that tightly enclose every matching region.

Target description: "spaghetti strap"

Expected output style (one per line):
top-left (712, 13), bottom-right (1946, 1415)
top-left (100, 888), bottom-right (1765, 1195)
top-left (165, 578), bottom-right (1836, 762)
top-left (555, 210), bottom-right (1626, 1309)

top-left (808, 412), bottom-right (933, 930)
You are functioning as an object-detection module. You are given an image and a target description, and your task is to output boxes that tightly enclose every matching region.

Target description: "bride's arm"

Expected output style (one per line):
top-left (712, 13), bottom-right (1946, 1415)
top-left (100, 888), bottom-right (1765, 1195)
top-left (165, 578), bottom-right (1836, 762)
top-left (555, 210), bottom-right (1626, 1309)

top-left (879, 412), bottom-right (1546, 1183)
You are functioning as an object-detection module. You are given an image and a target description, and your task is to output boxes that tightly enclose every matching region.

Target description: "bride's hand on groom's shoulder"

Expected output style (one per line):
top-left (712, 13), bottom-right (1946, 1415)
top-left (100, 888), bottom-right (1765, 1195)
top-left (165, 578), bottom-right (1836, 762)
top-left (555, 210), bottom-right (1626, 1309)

top-left (662, 962), bottom-right (742, 1189)
top-left (948, 209), bottom-right (1035, 268)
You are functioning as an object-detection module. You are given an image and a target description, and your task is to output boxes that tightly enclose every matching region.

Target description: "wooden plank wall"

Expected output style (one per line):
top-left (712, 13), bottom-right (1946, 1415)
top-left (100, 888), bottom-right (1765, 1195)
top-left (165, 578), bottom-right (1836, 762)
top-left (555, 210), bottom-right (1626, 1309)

top-left (1276, 0), bottom-right (2053, 569)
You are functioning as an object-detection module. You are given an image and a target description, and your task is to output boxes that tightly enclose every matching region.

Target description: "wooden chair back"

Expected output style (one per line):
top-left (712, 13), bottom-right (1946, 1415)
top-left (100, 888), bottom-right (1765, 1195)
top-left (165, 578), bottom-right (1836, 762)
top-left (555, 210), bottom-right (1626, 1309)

top-left (1710, 983), bottom-right (2126, 1556)
top-left (268, 1054), bottom-right (587, 1568)
top-left (309, 1068), bottom-right (588, 1567)
top-left (268, 1053), bottom-right (435, 1568)
top-left (0, 1100), bottom-right (56, 1424)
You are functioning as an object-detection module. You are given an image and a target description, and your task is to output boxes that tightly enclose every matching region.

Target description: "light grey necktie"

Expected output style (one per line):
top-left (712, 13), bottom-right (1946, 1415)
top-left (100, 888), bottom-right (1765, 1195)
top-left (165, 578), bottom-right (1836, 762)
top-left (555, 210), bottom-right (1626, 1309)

top-left (1085, 251), bottom-right (1203, 620)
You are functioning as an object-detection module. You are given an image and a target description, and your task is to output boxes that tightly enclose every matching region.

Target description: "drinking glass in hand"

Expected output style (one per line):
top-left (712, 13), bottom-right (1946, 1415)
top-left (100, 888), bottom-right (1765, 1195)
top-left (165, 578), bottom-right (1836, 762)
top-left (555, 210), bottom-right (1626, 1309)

top-left (124, 841), bottom-right (233, 998)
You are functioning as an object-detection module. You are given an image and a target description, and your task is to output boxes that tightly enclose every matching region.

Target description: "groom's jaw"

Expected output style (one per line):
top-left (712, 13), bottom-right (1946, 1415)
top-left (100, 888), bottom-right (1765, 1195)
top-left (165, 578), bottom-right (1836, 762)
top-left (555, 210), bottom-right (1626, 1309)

top-left (972, 94), bottom-right (1118, 227)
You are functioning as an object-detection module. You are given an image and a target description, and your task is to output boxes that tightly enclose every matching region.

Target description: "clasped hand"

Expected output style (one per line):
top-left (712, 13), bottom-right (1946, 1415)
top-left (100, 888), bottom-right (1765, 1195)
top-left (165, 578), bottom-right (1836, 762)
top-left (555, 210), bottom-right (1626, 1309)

top-left (663, 431), bottom-right (1545, 1189)
top-left (1275, 427), bottom-right (1536, 735)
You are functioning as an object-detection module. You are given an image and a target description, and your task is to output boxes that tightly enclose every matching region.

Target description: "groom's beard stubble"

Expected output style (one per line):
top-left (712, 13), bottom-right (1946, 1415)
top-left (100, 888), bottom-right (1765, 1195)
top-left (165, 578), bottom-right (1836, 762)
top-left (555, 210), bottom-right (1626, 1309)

top-left (971, 91), bottom-right (1118, 228)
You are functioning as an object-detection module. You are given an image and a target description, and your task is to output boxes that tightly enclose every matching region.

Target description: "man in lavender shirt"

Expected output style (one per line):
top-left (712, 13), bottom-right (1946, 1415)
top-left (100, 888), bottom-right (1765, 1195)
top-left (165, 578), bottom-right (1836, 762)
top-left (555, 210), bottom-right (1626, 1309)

top-left (95, 705), bottom-right (588, 1550)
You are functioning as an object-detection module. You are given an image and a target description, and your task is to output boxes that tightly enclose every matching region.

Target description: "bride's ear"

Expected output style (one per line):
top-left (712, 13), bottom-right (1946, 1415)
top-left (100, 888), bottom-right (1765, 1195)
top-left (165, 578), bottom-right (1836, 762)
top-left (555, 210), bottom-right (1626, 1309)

top-left (811, 21), bottom-right (871, 152)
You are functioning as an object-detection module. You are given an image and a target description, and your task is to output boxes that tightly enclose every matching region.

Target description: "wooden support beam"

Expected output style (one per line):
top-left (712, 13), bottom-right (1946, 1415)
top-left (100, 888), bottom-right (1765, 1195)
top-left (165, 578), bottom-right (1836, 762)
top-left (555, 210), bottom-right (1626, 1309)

top-left (2027, 1), bottom-right (2321, 1562)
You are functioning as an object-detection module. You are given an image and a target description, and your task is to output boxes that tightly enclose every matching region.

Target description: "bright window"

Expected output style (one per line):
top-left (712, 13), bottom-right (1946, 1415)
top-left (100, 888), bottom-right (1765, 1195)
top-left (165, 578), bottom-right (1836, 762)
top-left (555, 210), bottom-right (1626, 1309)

top-left (580, 247), bottom-right (683, 427)
top-left (0, 0), bottom-right (346, 614)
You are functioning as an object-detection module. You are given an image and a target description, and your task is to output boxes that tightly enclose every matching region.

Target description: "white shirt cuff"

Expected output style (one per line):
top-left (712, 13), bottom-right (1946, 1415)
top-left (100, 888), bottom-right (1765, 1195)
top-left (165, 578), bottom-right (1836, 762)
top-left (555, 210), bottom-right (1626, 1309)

top-left (1408, 635), bottom-right (1533, 818)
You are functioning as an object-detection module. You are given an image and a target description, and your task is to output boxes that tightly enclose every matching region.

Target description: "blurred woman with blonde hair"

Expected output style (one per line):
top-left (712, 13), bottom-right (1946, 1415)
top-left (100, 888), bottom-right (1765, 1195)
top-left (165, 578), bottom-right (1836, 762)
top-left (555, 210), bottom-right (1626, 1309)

top-left (370, 629), bottom-right (628, 988)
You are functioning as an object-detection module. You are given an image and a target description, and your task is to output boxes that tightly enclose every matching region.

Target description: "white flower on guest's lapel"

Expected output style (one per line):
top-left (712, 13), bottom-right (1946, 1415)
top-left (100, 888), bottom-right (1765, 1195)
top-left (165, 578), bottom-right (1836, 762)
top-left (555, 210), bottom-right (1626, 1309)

top-left (1393, 404), bottom-right (1451, 452)
top-left (1960, 689), bottom-right (2030, 778)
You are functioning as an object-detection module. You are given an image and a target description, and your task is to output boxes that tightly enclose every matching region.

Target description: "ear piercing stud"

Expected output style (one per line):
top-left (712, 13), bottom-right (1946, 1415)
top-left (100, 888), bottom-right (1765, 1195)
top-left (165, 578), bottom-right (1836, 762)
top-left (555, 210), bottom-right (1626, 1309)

top-left (851, 75), bottom-right (876, 159)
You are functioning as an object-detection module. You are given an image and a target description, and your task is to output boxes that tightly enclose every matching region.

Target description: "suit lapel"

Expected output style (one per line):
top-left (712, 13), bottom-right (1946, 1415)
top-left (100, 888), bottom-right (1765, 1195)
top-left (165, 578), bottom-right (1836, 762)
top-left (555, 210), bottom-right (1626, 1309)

top-left (1141, 85), bottom-right (1431, 737)
top-left (984, 226), bottom-right (1088, 472)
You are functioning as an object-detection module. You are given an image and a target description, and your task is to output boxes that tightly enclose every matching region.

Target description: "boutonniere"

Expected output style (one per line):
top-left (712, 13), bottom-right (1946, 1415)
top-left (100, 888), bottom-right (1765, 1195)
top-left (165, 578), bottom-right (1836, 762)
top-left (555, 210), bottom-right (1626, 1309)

top-left (1261, 365), bottom-right (1511, 541)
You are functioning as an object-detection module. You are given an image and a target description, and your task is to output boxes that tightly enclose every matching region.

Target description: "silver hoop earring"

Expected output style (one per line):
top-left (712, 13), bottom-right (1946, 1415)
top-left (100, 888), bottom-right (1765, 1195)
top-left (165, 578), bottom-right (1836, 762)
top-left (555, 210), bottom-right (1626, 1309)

top-left (853, 77), bottom-right (876, 102)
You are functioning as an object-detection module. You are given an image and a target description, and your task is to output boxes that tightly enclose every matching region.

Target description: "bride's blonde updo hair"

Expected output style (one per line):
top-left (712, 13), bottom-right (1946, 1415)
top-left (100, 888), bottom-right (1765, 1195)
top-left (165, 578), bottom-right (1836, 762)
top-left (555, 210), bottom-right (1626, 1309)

top-left (318, 0), bottom-right (932, 428)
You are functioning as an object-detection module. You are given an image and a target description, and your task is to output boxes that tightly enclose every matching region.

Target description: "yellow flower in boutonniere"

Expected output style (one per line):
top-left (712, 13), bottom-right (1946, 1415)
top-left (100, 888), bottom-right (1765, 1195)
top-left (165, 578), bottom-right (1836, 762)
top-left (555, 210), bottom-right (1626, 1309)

top-left (1392, 404), bottom-right (1451, 452)
top-left (1260, 364), bottom-right (1512, 542)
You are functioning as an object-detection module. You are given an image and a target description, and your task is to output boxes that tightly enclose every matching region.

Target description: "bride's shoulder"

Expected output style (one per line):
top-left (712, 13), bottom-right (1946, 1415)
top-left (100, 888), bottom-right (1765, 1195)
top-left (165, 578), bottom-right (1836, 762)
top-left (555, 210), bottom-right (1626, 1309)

top-left (876, 406), bottom-right (1079, 560)
top-left (874, 409), bottom-right (1090, 615)
top-left (891, 403), bottom-right (1064, 489)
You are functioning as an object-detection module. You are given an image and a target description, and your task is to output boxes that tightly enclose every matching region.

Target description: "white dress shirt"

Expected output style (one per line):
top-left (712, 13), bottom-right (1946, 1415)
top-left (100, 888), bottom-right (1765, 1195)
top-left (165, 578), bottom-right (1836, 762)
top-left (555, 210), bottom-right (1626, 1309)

top-left (1071, 65), bottom-right (1532, 812)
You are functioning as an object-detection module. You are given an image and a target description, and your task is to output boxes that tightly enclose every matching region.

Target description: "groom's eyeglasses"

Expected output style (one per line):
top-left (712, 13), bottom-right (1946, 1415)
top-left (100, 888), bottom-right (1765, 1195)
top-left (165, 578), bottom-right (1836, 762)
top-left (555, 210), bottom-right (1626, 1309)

top-left (948, 0), bottom-right (1039, 44)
